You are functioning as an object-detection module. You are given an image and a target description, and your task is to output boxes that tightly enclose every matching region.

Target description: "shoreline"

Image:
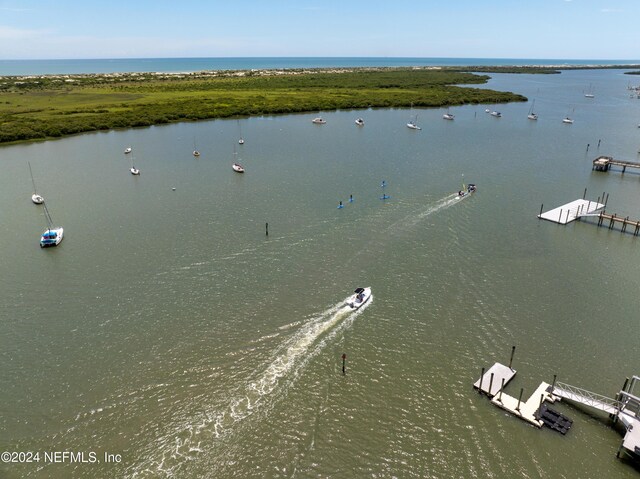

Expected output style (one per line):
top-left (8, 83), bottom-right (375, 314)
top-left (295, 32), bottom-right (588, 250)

top-left (3, 64), bottom-right (638, 146)
top-left (2, 63), bottom-right (640, 83)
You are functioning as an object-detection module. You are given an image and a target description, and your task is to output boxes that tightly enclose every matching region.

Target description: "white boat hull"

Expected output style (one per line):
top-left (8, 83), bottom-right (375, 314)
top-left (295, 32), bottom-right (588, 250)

top-left (407, 123), bottom-right (421, 130)
top-left (31, 194), bottom-right (44, 204)
top-left (346, 287), bottom-right (372, 310)
top-left (232, 163), bottom-right (245, 173)
top-left (40, 227), bottom-right (64, 247)
top-left (130, 167), bottom-right (140, 175)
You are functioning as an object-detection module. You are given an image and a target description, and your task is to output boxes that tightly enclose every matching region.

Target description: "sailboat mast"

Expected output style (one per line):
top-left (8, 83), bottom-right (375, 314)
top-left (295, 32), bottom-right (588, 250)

top-left (28, 161), bottom-right (38, 194)
top-left (42, 202), bottom-right (53, 230)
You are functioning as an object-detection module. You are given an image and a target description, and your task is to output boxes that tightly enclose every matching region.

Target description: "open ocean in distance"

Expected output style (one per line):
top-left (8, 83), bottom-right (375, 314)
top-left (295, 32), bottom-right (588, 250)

top-left (1, 56), bottom-right (640, 75)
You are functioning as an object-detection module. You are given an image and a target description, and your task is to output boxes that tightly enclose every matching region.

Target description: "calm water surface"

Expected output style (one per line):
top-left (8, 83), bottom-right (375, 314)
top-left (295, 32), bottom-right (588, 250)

top-left (1, 69), bottom-right (640, 478)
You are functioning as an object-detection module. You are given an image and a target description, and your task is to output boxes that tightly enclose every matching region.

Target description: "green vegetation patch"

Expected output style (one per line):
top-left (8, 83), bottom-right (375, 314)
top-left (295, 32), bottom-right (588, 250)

top-left (0, 68), bottom-right (527, 144)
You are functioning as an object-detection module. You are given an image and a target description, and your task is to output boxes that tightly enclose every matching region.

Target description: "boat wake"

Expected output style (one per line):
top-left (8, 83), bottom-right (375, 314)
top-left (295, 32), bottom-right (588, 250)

top-left (131, 294), bottom-right (372, 477)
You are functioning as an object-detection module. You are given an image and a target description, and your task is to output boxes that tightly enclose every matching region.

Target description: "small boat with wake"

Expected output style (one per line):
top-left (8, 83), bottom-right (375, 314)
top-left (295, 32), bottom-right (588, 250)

top-left (457, 183), bottom-right (477, 198)
top-left (346, 287), bottom-right (372, 310)
top-left (355, 118), bottom-right (364, 126)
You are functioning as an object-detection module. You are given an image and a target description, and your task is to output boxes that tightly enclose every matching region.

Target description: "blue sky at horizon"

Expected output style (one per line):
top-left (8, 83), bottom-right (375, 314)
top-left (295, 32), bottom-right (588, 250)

top-left (0, 0), bottom-right (638, 60)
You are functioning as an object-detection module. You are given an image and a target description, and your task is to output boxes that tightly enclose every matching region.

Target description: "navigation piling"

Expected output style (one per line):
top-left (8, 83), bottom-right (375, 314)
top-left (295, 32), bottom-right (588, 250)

top-left (265, 222), bottom-right (269, 236)
top-left (342, 353), bottom-right (346, 375)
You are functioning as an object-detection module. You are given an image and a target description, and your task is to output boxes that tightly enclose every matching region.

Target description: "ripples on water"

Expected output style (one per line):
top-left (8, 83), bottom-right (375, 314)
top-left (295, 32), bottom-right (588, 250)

top-left (3, 69), bottom-right (640, 478)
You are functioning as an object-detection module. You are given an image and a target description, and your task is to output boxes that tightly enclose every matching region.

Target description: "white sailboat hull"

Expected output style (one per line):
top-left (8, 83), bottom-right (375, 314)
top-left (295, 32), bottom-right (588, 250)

top-left (32, 193), bottom-right (44, 204)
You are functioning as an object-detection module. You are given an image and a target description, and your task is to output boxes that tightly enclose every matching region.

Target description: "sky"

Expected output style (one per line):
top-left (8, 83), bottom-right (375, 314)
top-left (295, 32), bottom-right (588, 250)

top-left (0, 0), bottom-right (638, 60)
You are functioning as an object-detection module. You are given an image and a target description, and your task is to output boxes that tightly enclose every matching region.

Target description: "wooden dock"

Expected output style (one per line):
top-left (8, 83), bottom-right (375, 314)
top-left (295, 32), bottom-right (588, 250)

top-left (538, 199), bottom-right (605, 225)
top-left (595, 212), bottom-right (640, 235)
top-left (593, 155), bottom-right (640, 173)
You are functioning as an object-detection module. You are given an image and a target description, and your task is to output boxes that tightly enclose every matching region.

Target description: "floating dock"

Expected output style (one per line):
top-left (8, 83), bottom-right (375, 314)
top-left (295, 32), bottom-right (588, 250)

top-left (538, 199), bottom-right (605, 225)
top-left (474, 362), bottom-right (558, 428)
top-left (475, 351), bottom-right (640, 463)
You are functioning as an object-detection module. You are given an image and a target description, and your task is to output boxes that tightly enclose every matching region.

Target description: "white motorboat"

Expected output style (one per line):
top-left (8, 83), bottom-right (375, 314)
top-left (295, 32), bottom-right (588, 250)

top-left (193, 150), bottom-right (200, 157)
top-left (232, 163), bottom-right (244, 173)
top-left (124, 147), bottom-right (132, 154)
top-left (355, 118), bottom-right (364, 126)
top-left (312, 117), bottom-right (326, 124)
top-left (490, 111), bottom-right (502, 117)
top-left (130, 167), bottom-right (140, 175)
top-left (346, 287), bottom-right (371, 310)
top-left (238, 138), bottom-right (245, 144)
top-left (443, 112), bottom-right (455, 120)
top-left (562, 117), bottom-right (574, 124)
top-left (406, 119), bottom-right (421, 130)
top-left (40, 202), bottom-right (63, 248)
top-left (28, 162), bottom-right (44, 204)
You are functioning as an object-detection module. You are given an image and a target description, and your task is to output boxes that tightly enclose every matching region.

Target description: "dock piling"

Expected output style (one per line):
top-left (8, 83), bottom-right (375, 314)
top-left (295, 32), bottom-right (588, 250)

top-left (516, 388), bottom-right (524, 413)
top-left (488, 373), bottom-right (494, 398)
top-left (478, 367), bottom-right (485, 394)
top-left (497, 378), bottom-right (506, 403)
top-left (508, 346), bottom-right (516, 370)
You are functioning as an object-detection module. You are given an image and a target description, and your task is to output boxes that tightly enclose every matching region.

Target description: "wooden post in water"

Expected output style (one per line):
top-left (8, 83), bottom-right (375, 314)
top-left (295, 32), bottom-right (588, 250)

top-left (583, 188), bottom-right (587, 200)
top-left (488, 373), bottom-right (494, 398)
top-left (538, 393), bottom-right (545, 415)
top-left (539, 204), bottom-right (544, 218)
top-left (478, 367), bottom-right (485, 393)
top-left (342, 353), bottom-right (346, 375)
top-left (622, 377), bottom-right (630, 392)
top-left (516, 388), bottom-right (524, 413)
top-left (265, 222), bottom-right (269, 236)
top-left (508, 346), bottom-right (516, 370)
top-left (551, 374), bottom-right (557, 394)
top-left (605, 193), bottom-right (609, 207)
top-left (497, 378), bottom-right (506, 403)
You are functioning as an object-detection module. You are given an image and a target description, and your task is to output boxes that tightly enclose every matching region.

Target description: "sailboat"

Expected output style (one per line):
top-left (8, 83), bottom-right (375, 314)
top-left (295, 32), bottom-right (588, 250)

top-left (232, 146), bottom-right (244, 173)
top-left (237, 120), bottom-right (245, 144)
top-left (130, 155), bottom-right (140, 175)
top-left (527, 100), bottom-right (538, 120)
top-left (28, 161), bottom-right (44, 204)
top-left (406, 103), bottom-right (421, 129)
top-left (193, 138), bottom-right (200, 157)
top-left (40, 201), bottom-right (63, 247)
top-left (443, 107), bottom-right (455, 120)
top-left (584, 84), bottom-right (595, 98)
top-left (562, 107), bottom-right (574, 124)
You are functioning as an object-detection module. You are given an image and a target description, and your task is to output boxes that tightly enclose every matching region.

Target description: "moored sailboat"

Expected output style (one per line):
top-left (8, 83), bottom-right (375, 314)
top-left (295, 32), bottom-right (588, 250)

top-left (40, 201), bottom-right (63, 247)
top-left (527, 100), bottom-right (538, 120)
top-left (28, 161), bottom-right (44, 204)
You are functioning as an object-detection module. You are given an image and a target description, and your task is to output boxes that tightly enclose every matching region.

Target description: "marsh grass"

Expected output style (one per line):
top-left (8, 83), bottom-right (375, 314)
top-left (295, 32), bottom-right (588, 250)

top-left (0, 68), bottom-right (526, 144)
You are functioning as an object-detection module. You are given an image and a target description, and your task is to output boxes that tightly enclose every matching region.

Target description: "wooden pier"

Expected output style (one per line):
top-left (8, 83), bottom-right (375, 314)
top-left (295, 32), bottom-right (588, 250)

top-left (594, 211), bottom-right (640, 235)
top-left (592, 155), bottom-right (640, 173)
